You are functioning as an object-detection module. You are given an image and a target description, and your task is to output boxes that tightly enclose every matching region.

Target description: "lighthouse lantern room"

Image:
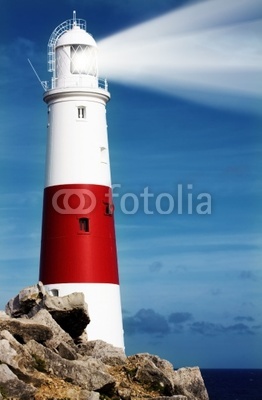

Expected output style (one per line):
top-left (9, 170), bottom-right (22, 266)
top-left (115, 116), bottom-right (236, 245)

top-left (39, 12), bottom-right (124, 349)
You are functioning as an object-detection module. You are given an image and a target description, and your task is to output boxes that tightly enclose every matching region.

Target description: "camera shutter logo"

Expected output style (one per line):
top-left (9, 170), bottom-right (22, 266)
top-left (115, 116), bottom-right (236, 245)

top-left (52, 188), bottom-right (96, 214)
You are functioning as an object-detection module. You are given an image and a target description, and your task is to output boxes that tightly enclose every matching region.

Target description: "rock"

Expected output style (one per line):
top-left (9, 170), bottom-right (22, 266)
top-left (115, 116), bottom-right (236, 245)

top-left (25, 339), bottom-right (115, 391)
top-left (131, 353), bottom-right (177, 387)
top-left (5, 282), bottom-right (46, 318)
top-left (57, 341), bottom-right (78, 360)
top-left (0, 316), bottom-right (52, 344)
top-left (76, 328), bottom-right (89, 345)
top-left (0, 363), bottom-right (36, 400)
top-left (88, 391), bottom-right (101, 400)
top-left (78, 339), bottom-right (127, 365)
top-left (33, 375), bottom-right (86, 399)
top-left (108, 354), bottom-right (209, 400)
top-left (117, 385), bottom-right (132, 400)
top-left (0, 310), bottom-right (9, 319)
top-left (0, 338), bottom-right (19, 367)
top-left (6, 282), bottom-right (90, 340)
top-left (126, 353), bottom-right (174, 396)
top-left (0, 330), bottom-right (45, 387)
top-left (173, 367), bottom-right (209, 400)
top-left (31, 308), bottom-right (76, 351)
top-left (0, 283), bottom-right (210, 399)
top-left (44, 291), bottom-right (90, 338)
top-left (149, 397), bottom-right (187, 400)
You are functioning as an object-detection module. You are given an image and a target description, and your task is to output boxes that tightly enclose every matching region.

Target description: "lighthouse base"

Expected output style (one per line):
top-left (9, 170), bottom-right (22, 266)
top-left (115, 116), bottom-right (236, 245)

top-left (43, 282), bottom-right (124, 349)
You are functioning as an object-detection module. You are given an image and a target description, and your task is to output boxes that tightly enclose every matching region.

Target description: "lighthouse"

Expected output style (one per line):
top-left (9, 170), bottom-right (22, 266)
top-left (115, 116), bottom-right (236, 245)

top-left (39, 12), bottom-right (124, 349)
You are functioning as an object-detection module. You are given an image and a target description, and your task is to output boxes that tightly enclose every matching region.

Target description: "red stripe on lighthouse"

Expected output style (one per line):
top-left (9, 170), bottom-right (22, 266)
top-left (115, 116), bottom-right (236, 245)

top-left (39, 184), bottom-right (119, 285)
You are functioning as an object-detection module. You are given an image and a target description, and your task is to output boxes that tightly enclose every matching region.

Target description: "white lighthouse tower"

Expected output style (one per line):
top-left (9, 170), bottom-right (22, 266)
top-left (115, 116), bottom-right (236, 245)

top-left (39, 12), bottom-right (124, 349)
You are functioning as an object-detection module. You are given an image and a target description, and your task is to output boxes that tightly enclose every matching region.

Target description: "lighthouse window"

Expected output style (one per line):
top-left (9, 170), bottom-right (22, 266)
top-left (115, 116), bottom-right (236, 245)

top-left (100, 146), bottom-right (107, 163)
top-left (78, 107), bottom-right (86, 119)
top-left (49, 289), bottom-right (59, 297)
top-left (105, 203), bottom-right (114, 216)
top-left (79, 217), bottom-right (89, 232)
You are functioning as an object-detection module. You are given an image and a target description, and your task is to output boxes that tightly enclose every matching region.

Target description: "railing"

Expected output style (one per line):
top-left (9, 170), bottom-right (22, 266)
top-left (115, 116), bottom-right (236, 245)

top-left (42, 76), bottom-right (108, 91)
top-left (99, 78), bottom-right (108, 91)
top-left (47, 17), bottom-right (87, 72)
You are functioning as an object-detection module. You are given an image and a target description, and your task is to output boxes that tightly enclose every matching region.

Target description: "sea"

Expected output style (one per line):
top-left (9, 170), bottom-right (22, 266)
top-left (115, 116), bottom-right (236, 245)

top-left (201, 369), bottom-right (262, 400)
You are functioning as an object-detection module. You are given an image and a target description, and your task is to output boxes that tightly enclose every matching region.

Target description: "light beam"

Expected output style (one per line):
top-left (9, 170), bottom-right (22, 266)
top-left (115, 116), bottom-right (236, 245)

top-left (98, 0), bottom-right (262, 111)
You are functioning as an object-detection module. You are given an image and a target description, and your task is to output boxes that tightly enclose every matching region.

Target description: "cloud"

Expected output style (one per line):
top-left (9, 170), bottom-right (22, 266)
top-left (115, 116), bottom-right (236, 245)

top-left (252, 325), bottom-right (262, 330)
top-left (190, 321), bottom-right (224, 336)
top-left (123, 308), bottom-right (170, 336)
top-left (226, 323), bottom-right (255, 335)
top-left (190, 321), bottom-right (257, 336)
top-left (124, 308), bottom-right (261, 339)
top-left (168, 312), bottom-right (193, 324)
top-left (234, 316), bottom-right (255, 322)
top-left (239, 270), bottom-right (257, 281)
top-left (167, 312), bottom-right (193, 334)
top-left (149, 261), bottom-right (163, 272)
top-left (211, 288), bottom-right (222, 296)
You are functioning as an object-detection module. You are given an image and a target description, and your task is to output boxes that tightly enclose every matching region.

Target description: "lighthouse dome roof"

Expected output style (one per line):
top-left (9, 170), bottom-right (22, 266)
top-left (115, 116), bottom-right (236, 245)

top-left (56, 25), bottom-right (97, 48)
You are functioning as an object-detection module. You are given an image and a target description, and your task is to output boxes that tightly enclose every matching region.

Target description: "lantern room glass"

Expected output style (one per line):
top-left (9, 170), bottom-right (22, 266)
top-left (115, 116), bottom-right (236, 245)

top-left (70, 45), bottom-right (97, 76)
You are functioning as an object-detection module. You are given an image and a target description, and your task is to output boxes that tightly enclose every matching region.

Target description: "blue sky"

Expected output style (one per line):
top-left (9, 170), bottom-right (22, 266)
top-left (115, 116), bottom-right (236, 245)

top-left (1, 0), bottom-right (262, 369)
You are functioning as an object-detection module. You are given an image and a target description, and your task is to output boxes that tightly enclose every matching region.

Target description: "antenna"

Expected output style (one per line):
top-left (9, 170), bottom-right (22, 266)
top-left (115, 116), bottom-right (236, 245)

top-left (73, 10), bottom-right (77, 26)
top-left (28, 59), bottom-right (48, 91)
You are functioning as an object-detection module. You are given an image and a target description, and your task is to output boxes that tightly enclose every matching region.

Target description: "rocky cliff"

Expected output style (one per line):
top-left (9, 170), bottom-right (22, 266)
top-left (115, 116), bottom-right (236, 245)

top-left (0, 282), bottom-right (209, 400)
